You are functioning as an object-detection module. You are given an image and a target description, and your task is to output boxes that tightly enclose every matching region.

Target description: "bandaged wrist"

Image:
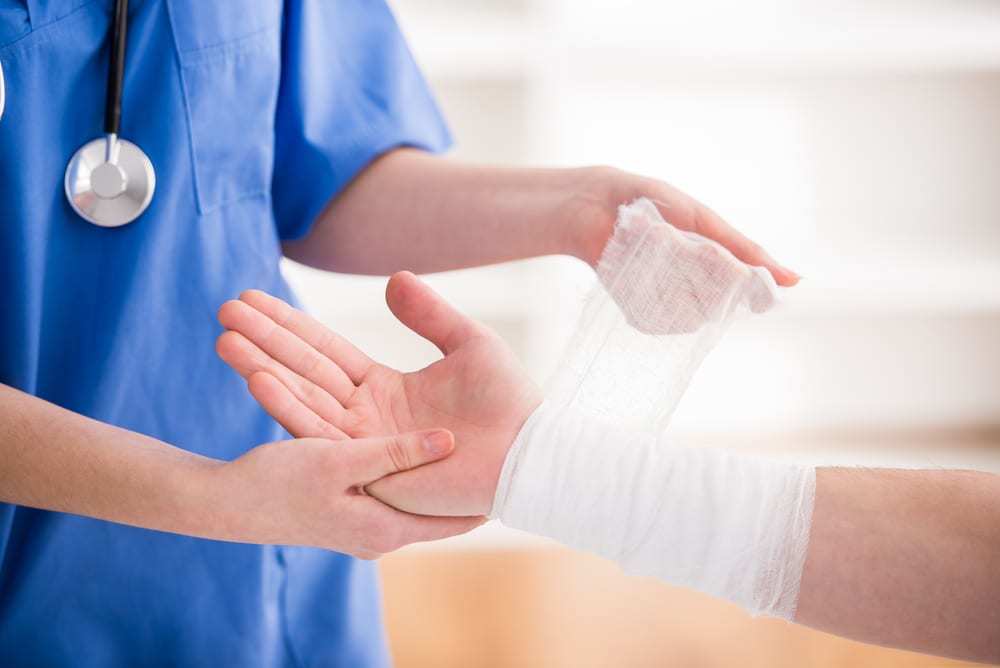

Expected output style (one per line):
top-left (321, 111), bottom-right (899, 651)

top-left (492, 404), bottom-right (815, 620)
top-left (489, 198), bottom-right (813, 619)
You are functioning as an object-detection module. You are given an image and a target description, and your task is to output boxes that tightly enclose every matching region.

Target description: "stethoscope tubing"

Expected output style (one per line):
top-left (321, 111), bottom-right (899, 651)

top-left (104, 0), bottom-right (127, 135)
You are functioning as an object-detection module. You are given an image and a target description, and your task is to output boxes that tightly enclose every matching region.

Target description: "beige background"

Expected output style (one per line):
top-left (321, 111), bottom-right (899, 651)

top-left (380, 549), bottom-right (987, 668)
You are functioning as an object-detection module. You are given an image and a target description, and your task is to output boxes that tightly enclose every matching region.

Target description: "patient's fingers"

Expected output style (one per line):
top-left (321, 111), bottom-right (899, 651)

top-left (247, 372), bottom-right (348, 440)
top-left (239, 290), bottom-right (374, 383)
top-left (216, 330), bottom-right (349, 431)
top-left (385, 271), bottom-right (487, 355)
top-left (219, 299), bottom-right (356, 403)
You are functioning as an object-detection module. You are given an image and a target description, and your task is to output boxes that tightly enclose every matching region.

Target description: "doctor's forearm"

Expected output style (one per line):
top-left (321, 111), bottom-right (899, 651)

top-left (795, 468), bottom-right (1000, 663)
top-left (0, 384), bottom-right (224, 538)
top-left (282, 149), bottom-right (606, 274)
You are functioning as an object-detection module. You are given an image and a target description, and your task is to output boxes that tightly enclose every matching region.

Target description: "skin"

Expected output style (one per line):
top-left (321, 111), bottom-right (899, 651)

top-left (0, 383), bottom-right (482, 559)
top-left (798, 469), bottom-right (1000, 663)
top-left (216, 275), bottom-right (542, 516)
top-left (283, 149), bottom-right (800, 286)
top-left (3, 152), bottom-right (793, 555)
top-left (218, 280), bottom-right (1000, 664)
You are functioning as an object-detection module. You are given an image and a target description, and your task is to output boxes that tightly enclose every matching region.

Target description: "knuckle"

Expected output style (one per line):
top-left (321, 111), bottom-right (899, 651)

top-left (383, 435), bottom-right (411, 473)
top-left (299, 379), bottom-right (324, 405)
top-left (316, 419), bottom-right (340, 439)
top-left (273, 300), bottom-right (294, 327)
top-left (314, 329), bottom-right (338, 356)
top-left (298, 347), bottom-right (324, 376)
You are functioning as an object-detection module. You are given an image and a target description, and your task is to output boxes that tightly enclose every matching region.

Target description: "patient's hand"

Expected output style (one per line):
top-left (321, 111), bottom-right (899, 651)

top-left (216, 272), bottom-right (542, 517)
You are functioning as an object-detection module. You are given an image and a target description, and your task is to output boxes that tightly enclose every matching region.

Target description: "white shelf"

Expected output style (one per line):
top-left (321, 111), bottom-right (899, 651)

top-left (281, 257), bottom-right (578, 322)
top-left (283, 250), bottom-right (1000, 328)
top-left (559, 1), bottom-right (1000, 75)
top-left (395, 7), bottom-right (543, 81)
top-left (780, 255), bottom-right (1000, 316)
top-left (395, 0), bottom-right (1000, 81)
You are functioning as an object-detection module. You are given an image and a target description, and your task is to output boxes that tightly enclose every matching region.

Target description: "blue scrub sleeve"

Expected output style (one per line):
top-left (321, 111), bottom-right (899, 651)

top-left (272, 0), bottom-right (452, 241)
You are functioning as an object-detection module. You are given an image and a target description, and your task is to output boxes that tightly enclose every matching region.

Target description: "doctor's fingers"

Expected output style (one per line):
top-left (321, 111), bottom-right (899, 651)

top-left (349, 498), bottom-right (486, 557)
top-left (239, 290), bottom-right (374, 384)
top-left (218, 299), bottom-right (356, 403)
top-left (216, 331), bottom-right (350, 433)
top-left (247, 372), bottom-right (347, 440)
top-left (648, 194), bottom-right (798, 288)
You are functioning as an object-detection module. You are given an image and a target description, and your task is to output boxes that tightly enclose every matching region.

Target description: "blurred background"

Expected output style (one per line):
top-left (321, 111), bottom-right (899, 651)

top-left (283, 1), bottom-right (1000, 666)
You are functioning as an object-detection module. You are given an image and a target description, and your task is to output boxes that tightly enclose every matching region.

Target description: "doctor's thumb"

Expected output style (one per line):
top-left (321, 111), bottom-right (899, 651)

top-left (350, 429), bottom-right (455, 484)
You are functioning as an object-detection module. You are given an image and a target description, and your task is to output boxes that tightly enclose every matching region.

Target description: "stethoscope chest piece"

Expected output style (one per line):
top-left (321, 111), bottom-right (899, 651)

top-left (65, 134), bottom-right (155, 228)
top-left (0, 59), bottom-right (6, 122)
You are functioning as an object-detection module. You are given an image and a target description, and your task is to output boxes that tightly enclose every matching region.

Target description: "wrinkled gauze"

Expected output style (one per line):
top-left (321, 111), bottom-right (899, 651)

top-left (492, 198), bottom-right (815, 620)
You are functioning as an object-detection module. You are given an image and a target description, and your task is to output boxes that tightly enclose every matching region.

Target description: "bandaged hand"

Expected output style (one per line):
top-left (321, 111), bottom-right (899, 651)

top-left (216, 272), bottom-right (541, 517)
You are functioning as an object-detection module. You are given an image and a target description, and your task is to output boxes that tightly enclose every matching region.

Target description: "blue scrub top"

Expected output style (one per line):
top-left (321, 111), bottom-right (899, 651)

top-left (0, 1), bottom-right (450, 665)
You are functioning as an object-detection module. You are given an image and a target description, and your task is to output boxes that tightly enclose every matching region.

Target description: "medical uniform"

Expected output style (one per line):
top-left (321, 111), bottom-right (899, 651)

top-left (0, 1), bottom-right (449, 665)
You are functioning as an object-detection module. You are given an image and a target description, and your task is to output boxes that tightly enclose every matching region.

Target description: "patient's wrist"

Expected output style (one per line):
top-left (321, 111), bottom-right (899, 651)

top-left (493, 402), bottom-right (816, 620)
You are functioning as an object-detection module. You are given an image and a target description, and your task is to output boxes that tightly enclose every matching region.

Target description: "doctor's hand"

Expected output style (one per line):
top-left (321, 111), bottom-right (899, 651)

top-left (215, 430), bottom-right (484, 558)
top-left (216, 272), bottom-right (542, 518)
top-left (570, 167), bottom-right (800, 287)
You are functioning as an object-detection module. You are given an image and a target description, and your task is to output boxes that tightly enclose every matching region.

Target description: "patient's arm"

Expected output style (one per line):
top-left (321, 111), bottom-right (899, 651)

top-left (217, 282), bottom-right (1000, 664)
top-left (797, 468), bottom-right (1000, 663)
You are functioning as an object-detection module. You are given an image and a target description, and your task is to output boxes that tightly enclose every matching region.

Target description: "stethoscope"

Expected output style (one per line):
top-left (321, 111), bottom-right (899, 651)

top-left (61, 0), bottom-right (155, 227)
top-left (0, 56), bottom-right (5, 124)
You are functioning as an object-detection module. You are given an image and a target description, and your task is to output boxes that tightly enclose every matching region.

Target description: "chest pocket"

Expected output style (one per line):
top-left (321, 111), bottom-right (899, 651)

top-left (0, 1), bottom-right (28, 45)
top-left (169, 0), bottom-right (282, 214)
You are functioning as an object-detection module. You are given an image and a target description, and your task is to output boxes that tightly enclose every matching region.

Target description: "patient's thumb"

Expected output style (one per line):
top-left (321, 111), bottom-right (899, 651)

top-left (385, 271), bottom-right (484, 355)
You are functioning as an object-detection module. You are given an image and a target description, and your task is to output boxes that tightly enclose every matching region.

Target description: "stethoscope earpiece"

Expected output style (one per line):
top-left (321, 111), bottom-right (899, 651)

top-left (63, 0), bottom-right (155, 228)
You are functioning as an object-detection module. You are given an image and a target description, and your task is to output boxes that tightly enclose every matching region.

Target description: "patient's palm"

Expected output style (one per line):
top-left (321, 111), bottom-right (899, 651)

top-left (216, 273), bottom-right (541, 516)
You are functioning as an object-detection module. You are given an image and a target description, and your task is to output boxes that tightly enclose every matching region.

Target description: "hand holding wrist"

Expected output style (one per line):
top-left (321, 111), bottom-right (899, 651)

top-left (206, 431), bottom-right (482, 558)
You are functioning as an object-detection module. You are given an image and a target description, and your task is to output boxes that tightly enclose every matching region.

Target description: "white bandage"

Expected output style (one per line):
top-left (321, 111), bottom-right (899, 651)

top-left (492, 199), bottom-right (815, 619)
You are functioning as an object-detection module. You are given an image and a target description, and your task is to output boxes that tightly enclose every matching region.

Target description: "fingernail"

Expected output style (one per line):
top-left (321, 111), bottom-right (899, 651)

top-left (422, 430), bottom-right (453, 456)
top-left (779, 266), bottom-right (801, 283)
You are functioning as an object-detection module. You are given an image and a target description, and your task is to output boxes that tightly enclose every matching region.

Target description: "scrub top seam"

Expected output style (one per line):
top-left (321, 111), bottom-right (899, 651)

top-left (174, 23), bottom-right (281, 64)
top-left (275, 546), bottom-right (306, 668)
top-left (0, 0), bottom-right (100, 54)
top-left (200, 190), bottom-right (271, 216)
top-left (162, 0), bottom-right (204, 216)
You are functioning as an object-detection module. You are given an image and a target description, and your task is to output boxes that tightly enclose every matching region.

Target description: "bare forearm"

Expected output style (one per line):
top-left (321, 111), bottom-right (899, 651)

top-left (282, 149), bottom-right (603, 274)
top-left (796, 468), bottom-right (1000, 663)
top-left (0, 384), bottom-right (224, 538)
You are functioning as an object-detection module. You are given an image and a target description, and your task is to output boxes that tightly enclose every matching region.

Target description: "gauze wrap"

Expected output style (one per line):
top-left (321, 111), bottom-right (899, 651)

top-left (492, 198), bottom-right (815, 620)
